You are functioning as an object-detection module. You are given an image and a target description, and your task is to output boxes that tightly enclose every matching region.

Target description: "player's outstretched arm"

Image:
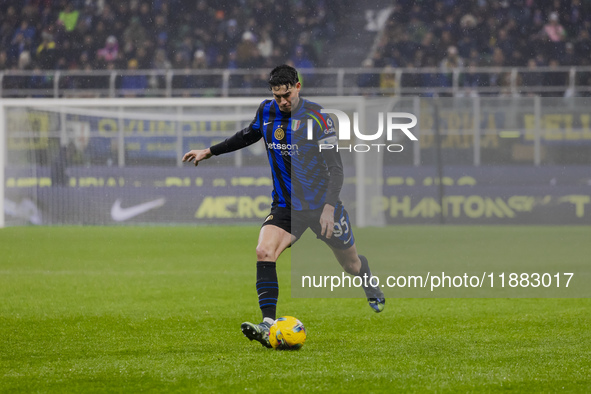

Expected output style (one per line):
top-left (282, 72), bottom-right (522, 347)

top-left (182, 148), bottom-right (213, 166)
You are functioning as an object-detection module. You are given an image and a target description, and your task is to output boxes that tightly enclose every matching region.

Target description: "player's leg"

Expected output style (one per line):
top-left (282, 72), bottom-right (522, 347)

top-left (328, 243), bottom-right (385, 313)
top-left (241, 208), bottom-right (296, 348)
top-left (311, 202), bottom-right (385, 313)
top-left (254, 224), bottom-right (294, 324)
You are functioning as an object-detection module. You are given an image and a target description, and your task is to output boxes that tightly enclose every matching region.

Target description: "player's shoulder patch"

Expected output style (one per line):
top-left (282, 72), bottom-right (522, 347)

top-left (302, 100), bottom-right (336, 137)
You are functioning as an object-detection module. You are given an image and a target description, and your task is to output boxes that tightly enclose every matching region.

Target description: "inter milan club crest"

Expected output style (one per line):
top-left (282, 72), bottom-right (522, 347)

top-left (291, 119), bottom-right (302, 131)
top-left (274, 127), bottom-right (285, 140)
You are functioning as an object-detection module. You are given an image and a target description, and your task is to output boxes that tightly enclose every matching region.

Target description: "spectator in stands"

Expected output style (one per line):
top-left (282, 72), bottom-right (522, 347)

top-left (80, 35), bottom-right (97, 65)
top-left (138, 2), bottom-right (154, 32)
top-left (457, 33), bottom-right (476, 60)
top-left (192, 49), bottom-right (207, 70)
top-left (420, 56), bottom-right (440, 97)
top-left (418, 31), bottom-right (439, 64)
top-left (441, 45), bottom-right (464, 70)
top-left (440, 45), bottom-right (463, 89)
top-left (574, 29), bottom-right (591, 65)
top-left (461, 59), bottom-right (486, 97)
top-left (496, 29), bottom-right (514, 60)
top-left (77, 63), bottom-right (100, 96)
top-left (149, 47), bottom-right (170, 92)
top-left (402, 50), bottom-right (425, 88)
top-left (542, 12), bottom-right (567, 43)
top-left (291, 44), bottom-right (313, 70)
top-left (120, 58), bottom-right (147, 97)
top-left (1, 5), bottom-right (18, 44)
top-left (483, 47), bottom-right (507, 92)
top-left (357, 58), bottom-right (380, 94)
top-left (236, 31), bottom-right (259, 69)
top-left (563, 42), bottom-right (576, 65)
top-left (29, 64), bottom-right (52, 97)
top-left (498, 71), bottom-right (519, 98)
top-left (171, 51), bottom-right (189, 70)
top-left (257, 30), bottom-right (273, 59)
top-left (0, 50), bottom-right (8, 69)
top-left (18, 51), bottom-right (32, 70)
top-left (291, 45), bottom-right (315, 86)
top-left (508, 48), bottom-right (525, 67)
top-left (225, 19), bottom-right (241, 53)
top-left (39, 6), bottom-right (54, 31)
top-left (13, 21), bottom-right (36, 43)
top-left (91, 20), bottom-right (109, 51)
top-left (459, 12), bottom-right (478, 41)
top-left (135, 46), bottom-right (152, 70)
top-left (35, 31), bottom-right (56, 69)
top-left (407, 14), bottom-right (428, 44)
top-left (396, 32), bottom-right (418, 64)
top-left (226, 50), bottom-right (238, 69)
top-left (58, 2), bottom-right (80, 33)
top-left (123, 16), bottom-right (147, 54)
top-left (153, 14), bottom-right (169, 47)
top-left (542, 12), bottom-right (567, 60)
top-left (379, 65), bottom-right (396, 95)
top-left (521, 58), bottom-right (542, 96)
top-left (437, 30), bottom-right (455, 60)
top-left (171, 51), bottom-right (195, 97)
top-left (544, 59), bottom-right (568, 96)
top-left (8, 32), bottom-right (30, 67)
top-left (96, 36), bottom-right (118, 63)
top-left (153, 48), bottom-right (171, 71)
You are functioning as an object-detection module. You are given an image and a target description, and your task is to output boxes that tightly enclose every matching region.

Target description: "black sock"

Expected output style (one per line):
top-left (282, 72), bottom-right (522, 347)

top-left (358, 254), bottom-right (377, 291)
top-left (256, 261), bottom-right (278, 322)
top-left (358, 254), bottom-right (372, 279)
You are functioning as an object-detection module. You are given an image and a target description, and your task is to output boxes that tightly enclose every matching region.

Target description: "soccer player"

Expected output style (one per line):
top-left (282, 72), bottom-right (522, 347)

top-left (182, 65), bottom-right (385, 348)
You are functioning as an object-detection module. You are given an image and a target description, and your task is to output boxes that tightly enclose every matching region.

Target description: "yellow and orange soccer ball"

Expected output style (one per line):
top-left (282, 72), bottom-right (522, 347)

top-left (269, 316), bottom-right (307, 350)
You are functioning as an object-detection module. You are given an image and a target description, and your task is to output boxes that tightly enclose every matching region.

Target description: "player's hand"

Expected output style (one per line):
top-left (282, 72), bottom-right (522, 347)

top-left (319, 204), bottom-right (335, 239)
top-left (182, 148), bottom-right (212, 166)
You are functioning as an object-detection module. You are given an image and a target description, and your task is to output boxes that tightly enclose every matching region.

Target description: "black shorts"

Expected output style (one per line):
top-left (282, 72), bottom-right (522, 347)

top-left (262, 202), bottom-right (355, 250)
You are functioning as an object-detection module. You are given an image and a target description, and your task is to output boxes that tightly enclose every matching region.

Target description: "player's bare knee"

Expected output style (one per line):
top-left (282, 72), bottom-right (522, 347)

top-left (256, 245), bottom-right (276, 262)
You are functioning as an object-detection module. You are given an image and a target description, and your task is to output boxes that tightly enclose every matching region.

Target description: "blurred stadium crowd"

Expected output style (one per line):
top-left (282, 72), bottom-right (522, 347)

top-left (364, 1), bottom-right (591, 96)
top-left (0, 0), bottom-right (590, 96)
top-left (0, 0), bottom-right (340, 72)
top-left (375, 0), bottom-right (591, 70)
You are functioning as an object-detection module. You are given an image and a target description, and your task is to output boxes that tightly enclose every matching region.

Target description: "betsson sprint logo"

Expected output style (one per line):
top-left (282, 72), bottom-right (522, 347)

top-left (111, 198), bottom-right (166, 222)
top-left (266, 142), bottom-right (300, 156)
top-left (267, 126), bottom-right (299, 156)
top-left (308, 110), bottom-right (418, 153)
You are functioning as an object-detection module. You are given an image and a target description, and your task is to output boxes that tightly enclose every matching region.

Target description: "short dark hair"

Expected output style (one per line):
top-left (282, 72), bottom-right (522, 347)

top-left (268, 64), bottom-right (299, 89)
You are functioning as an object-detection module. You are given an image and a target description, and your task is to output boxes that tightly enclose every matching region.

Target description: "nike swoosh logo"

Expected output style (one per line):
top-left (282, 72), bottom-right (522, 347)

top-left (111, 198), bottom-right (166, 222)
top-left (344, 234), bottom-right (353, 244)
top-left (263, 121), bottom-right (272, 126)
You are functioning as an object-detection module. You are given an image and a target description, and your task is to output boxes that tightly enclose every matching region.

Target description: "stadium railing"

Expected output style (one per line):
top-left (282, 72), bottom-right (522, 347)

top-left (1, 66), bottom-right (590, 98)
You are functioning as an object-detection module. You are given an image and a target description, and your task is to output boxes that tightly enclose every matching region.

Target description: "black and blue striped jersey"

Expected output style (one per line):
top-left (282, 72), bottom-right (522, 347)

top-left (209, 97), bottom-right (343, 211)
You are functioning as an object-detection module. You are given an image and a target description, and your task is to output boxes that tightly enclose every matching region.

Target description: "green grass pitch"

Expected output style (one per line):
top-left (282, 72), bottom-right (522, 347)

top-left (1, 226), bottom-right (590, 392)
